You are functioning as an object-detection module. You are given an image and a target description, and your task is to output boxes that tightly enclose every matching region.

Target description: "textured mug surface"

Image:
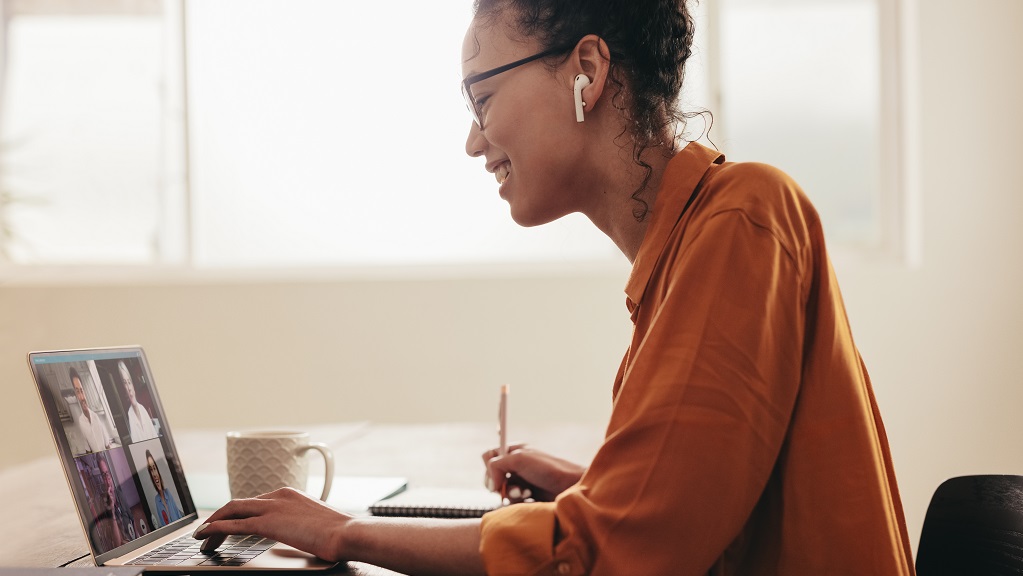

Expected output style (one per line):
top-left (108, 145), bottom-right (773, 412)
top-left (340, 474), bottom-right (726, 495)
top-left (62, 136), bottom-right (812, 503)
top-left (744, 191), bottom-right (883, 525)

top-left (226, 430), bottom-right (334, 500)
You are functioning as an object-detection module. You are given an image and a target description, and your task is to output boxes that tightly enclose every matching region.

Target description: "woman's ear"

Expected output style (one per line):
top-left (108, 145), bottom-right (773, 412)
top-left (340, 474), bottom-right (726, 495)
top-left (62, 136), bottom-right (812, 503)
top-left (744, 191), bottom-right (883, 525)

top-left (571, 34), bottom-right (611, 116)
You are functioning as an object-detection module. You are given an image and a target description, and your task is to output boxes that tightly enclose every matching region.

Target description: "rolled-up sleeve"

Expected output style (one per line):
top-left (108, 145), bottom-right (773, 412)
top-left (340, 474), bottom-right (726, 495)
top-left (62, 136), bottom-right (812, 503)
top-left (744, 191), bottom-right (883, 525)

top-left (481, 503), bottom-right (585, 576)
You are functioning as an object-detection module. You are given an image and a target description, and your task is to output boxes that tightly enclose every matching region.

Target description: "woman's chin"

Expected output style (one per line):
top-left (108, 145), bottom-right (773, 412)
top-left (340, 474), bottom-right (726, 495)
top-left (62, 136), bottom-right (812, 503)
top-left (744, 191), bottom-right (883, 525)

top-left (507, 204), bottom-right (562, 228)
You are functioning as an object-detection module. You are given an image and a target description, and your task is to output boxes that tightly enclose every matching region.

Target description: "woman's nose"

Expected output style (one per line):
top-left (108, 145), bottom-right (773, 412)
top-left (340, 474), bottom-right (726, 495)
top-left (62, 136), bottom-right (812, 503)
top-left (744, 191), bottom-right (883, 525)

top-left (465, 121), bottom-right (486, 158)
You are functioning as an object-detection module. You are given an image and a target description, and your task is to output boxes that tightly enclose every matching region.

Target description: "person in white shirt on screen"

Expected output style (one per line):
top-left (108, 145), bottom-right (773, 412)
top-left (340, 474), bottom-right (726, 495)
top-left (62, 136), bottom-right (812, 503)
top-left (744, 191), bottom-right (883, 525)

top-left (120, 361), bottom-right (158, 442)
top-left (71, 367), bottom-right (116, 453)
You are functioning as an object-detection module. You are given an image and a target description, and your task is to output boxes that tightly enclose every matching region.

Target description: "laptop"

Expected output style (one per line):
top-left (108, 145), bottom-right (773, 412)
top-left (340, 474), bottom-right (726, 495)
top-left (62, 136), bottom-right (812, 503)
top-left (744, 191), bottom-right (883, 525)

top-left (27, 346), bottom-right (338, 571)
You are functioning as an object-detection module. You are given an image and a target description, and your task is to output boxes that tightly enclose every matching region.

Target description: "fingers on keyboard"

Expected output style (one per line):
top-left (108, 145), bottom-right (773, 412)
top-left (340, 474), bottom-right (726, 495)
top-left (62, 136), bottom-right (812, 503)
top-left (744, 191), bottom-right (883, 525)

top-left (200, 534), bottom-right (227, 553)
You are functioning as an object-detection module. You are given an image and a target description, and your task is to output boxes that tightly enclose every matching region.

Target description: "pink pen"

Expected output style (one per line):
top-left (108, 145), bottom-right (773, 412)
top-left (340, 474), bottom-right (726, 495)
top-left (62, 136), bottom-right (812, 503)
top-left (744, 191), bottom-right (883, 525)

top-left (498, 384), bottom-right (508, 456)
top-left (498, 385), bottom-right (508, 500)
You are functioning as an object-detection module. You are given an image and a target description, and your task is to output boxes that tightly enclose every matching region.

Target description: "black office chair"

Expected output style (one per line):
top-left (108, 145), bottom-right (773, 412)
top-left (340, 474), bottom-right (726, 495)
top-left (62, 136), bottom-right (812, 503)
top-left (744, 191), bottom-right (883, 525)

top-left (916, 474), bottom-right (1023, 575)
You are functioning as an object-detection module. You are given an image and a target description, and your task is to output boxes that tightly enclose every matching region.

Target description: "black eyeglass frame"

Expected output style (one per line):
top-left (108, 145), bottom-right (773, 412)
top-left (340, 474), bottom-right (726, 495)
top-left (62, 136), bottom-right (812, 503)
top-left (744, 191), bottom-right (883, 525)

top-left (461, 43), bottom-right (576, 128)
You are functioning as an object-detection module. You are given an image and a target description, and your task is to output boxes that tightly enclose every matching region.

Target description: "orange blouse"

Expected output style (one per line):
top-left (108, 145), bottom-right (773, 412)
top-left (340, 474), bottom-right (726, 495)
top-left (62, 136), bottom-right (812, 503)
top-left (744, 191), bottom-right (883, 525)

top-left (479, 142), bottom-right (915, 575)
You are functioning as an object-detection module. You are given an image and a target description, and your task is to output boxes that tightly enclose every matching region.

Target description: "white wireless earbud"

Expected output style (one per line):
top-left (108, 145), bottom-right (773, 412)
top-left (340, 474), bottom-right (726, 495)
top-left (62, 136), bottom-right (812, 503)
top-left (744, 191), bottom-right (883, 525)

top-left (574, 74), bottom-right (591, 123)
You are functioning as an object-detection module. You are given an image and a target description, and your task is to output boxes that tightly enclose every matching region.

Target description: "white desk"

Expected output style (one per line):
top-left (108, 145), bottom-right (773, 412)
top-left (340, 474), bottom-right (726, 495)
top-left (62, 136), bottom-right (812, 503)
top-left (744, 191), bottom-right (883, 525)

top-left (0, 422), bottom-right (600, 574)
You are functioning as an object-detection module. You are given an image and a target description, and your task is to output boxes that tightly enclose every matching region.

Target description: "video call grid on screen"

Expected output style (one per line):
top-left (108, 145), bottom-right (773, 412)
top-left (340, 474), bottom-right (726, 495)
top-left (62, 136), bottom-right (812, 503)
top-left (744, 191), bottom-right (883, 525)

top-left (30, 348), bottom-right (197, 560)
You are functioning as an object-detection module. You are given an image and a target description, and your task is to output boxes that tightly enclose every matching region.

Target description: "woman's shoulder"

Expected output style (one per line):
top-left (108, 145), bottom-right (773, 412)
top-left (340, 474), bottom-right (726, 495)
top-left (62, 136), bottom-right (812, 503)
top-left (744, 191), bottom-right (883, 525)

top-left (704, 160), bottom-right (806, 205)
top-left (697, 159), bottom-right (821, 237)
top-left (676, 158), bottom-right (826, 272)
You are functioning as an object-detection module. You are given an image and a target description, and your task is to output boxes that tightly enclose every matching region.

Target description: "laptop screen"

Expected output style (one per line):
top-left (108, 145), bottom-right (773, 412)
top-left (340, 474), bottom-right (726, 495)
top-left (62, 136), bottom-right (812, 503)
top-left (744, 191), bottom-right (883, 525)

top-left (28, 347), bottom-right (197, 562)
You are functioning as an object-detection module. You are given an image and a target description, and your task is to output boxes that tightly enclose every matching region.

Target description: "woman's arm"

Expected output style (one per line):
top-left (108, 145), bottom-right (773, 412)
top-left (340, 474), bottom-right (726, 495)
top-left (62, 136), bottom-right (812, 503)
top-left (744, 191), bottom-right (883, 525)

top-left (194, 487), bottom-right (486, 576)
top-left (345, 516), bottom-right (485, 576)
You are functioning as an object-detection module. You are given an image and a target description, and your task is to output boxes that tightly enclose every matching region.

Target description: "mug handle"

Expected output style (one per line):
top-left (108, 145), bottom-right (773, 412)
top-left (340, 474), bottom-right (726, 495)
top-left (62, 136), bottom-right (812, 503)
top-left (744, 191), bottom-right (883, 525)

top-left (297, 442), bottom-right (334, 501)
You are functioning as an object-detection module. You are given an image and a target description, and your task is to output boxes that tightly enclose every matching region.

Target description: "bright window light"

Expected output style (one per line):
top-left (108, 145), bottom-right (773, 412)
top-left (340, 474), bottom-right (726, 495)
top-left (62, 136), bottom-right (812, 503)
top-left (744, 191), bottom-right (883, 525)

top-left (716, 0), bottom-right (883, 246)
top-left (0, 0), bottom-right (893, 270)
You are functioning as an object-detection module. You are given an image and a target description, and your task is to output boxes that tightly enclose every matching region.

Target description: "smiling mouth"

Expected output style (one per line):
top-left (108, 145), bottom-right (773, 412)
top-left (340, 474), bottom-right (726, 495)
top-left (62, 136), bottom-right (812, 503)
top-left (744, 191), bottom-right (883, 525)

top-left (495, 163), bottom-right (510, 185)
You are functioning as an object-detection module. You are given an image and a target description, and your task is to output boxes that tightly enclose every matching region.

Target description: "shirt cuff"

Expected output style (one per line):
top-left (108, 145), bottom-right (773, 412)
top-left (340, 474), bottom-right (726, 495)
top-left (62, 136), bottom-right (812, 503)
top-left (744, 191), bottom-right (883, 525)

top-left (480, 502), bottom-right (586, 576)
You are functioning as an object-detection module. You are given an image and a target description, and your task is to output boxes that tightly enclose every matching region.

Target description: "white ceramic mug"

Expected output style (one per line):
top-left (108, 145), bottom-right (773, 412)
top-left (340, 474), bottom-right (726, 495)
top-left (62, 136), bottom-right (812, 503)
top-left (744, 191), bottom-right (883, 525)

top-left (226, 430), bottom-right (334, 500)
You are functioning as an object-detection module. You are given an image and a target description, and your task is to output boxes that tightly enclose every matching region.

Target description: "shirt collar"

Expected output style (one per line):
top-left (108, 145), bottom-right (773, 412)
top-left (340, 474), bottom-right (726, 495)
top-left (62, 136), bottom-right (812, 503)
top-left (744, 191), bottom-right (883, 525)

top-left (624, 141), bottom-right (725, 313)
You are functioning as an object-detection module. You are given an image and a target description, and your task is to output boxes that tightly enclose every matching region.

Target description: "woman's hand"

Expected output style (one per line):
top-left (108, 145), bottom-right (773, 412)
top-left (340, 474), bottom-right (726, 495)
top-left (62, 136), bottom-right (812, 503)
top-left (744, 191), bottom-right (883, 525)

top-left (193, 487), bottom-right (349, 562)
top-left (482, 444), bottom-right (586, 504)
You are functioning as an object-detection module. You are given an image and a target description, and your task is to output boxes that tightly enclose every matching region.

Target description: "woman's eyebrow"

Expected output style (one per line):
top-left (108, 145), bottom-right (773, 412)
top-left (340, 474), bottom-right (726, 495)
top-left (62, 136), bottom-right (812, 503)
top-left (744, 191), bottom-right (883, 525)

top-left (462, 55), bottom-right (481, 77)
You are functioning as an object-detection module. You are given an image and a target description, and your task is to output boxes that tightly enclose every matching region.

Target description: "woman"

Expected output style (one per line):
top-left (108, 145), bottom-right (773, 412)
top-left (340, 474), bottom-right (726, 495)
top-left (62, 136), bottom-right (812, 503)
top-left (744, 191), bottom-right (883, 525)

top-left (195, 1), bottom-right (915, 574)
top-left (146, 450), bottom-right (183, 527)
top-left (121, 361), bottom-right (158, 442)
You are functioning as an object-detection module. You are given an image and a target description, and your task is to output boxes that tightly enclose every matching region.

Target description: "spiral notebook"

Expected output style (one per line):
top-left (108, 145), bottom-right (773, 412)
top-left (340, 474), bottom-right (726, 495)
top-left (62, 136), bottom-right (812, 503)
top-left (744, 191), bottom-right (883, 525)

top-left (369, 487), bottom-right (503, 518)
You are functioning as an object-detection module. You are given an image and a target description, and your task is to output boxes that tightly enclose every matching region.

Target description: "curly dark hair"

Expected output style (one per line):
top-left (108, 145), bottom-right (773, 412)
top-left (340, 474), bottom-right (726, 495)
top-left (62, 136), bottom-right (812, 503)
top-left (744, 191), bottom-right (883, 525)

top-left (471, 0), bottom-right (701, 220)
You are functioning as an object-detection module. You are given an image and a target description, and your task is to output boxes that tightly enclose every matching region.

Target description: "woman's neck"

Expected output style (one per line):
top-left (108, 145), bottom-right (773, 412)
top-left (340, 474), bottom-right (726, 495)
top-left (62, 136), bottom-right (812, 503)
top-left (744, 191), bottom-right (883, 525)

top-left (582, 142), bottom-right (675, 263)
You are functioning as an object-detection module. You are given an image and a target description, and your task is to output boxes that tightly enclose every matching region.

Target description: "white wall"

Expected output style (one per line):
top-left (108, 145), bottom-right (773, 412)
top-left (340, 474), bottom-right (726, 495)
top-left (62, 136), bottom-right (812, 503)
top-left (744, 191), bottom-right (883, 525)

top-left (0, 268), bottom-right (630, 464)
top-left (845, 0), bottom-right (1023, 551)
top-left (1, 0), bottom-right (1020, 558)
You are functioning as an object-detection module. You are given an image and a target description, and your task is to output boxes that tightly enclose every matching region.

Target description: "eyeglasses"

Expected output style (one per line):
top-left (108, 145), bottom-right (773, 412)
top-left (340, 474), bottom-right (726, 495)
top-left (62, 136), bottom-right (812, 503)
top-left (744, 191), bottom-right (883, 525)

top-left (461, 43), bottom-right (575, 129)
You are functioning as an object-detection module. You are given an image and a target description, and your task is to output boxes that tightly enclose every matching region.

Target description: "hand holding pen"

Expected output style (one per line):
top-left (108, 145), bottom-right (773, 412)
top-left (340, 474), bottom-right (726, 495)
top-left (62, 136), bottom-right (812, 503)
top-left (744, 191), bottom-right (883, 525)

top-left (495, 385), bottom-right (533, 502)
top-left (482, 385), bottom-right (587, 504)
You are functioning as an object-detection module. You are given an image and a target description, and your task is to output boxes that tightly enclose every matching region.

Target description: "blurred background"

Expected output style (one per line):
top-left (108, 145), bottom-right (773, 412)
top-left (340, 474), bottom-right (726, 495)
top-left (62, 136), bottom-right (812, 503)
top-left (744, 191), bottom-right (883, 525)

top-left (1, 0), bottom-right (1021, 556)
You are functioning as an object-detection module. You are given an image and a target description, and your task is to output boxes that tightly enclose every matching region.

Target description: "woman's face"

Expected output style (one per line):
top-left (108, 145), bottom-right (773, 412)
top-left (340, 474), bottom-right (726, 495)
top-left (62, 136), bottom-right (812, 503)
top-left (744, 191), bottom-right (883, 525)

top-left (462, 14), bottom-right (592, 227)
top-left (147, 455), bottom-right (163, 492)
top-left (122, 373), bottom-right (136, 405)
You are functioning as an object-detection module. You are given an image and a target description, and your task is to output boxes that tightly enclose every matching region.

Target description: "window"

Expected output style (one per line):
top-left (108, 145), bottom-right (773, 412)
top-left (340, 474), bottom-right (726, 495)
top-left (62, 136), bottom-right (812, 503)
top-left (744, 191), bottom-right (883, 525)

top-left (0, 0), bottom-right (901, 271)
top-left (185, 0), bottom-right (620, 268)
top-left (709, 0), bottom-right (894, 250)
top-left (0, 0), bottom-right (187, 265)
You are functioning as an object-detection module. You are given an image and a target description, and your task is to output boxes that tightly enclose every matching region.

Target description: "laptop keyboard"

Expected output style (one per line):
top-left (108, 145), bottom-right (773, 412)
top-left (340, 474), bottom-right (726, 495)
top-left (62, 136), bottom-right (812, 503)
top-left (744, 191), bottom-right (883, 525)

top-left (127, 533), bottom-right (277, 567)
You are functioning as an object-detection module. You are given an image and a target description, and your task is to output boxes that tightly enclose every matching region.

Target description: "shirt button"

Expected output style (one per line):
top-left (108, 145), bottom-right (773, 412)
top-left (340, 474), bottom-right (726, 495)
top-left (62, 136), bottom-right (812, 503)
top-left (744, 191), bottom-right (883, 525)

top-left (556, 562), bottom-right (571, 575)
